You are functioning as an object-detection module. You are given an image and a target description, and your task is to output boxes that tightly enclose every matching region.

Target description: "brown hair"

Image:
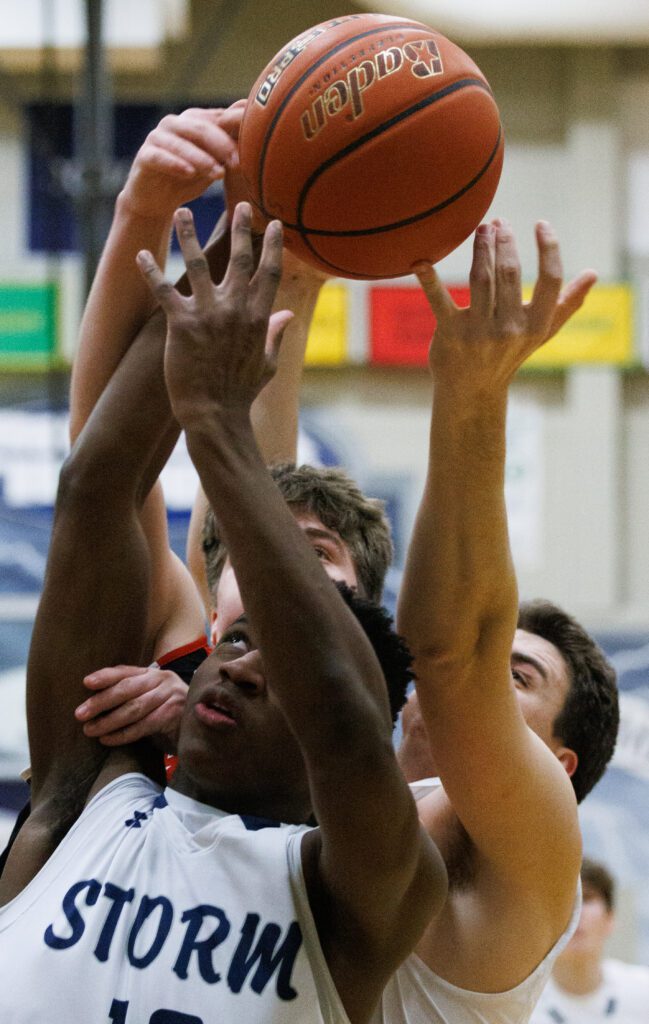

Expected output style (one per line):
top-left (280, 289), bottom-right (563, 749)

top-left (202, 462), bottom-right (393, 603)
top-left (581, 857), bottom-right (616, 911)
top-left (517, 599), bottom-right (619, 803)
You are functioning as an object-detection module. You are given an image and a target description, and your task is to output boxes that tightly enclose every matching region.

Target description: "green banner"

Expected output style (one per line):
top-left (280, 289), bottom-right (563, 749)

top-left (0, 283), bottom-right (58, 368)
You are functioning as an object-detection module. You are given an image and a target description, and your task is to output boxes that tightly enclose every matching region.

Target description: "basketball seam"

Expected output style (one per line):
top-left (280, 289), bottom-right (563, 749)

top-left (293, 78), bottom-right (499, 236)
top-left (299, 125), bottom-right (503, 276)
top-left (254, 20), bottom-right (435, 210)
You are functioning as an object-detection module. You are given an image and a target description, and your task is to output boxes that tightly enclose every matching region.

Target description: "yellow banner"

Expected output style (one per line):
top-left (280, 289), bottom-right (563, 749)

top-left (523, 284), bottom-right (634, 368)
top-left (305, 284), bottom-right (348, 366)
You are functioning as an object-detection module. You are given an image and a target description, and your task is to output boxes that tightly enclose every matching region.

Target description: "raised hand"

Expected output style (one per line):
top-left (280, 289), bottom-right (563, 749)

top-left (136, 203), bottom-right (293, 427)
top-left (120, 105), bottom-right (243, 221)
top-left (75, 664), bottom-right (187, 750)
top-left (415, 220), bottom-right (597, 393)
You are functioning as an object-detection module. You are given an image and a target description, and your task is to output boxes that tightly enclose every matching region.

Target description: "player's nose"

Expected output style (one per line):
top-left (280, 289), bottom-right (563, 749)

top-left (219, 650), bottom-right (266, 696)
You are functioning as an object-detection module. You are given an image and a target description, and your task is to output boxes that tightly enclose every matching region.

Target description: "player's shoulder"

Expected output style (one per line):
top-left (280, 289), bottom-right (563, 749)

top-left (604, 956), bottom-right (649, 988)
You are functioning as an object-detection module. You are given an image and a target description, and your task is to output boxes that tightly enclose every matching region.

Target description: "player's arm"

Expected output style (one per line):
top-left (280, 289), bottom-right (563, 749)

top-left (13, 308), bottom-right (179, 857)
top-left (142, 205), bottom-right (446, 1022)
top-left (186, 248), bottom-right (328, 613)
top-left (78, 236), bottom-right (327, 732)
top-left (399, 221), bottom-right (595, 898)
top-left (69, 107), bottom-right (243, 662)
top-left (69, 107), bottom-right (238, 439)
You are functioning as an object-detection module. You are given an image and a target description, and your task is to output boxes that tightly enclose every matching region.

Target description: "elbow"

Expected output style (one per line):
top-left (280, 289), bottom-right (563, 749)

top-left (56, 450), bottom-right (96, 509)
top-left (56, 446), bottom-right (124, 518)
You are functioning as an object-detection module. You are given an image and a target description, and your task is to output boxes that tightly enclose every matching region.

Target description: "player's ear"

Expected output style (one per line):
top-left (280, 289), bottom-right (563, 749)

top-left (556, 746), bottom-right (578, 779)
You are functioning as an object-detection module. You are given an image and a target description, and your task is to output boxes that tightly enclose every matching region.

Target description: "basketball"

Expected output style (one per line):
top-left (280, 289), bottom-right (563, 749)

top-left (239, 13), bottom-right (504, 280)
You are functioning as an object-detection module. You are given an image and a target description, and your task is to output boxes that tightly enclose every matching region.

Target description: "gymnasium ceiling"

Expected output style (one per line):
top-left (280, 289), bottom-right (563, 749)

top-left (0, 0), bottom-right (648, 108)
top-left (357, 0), bottom-right (649, 44)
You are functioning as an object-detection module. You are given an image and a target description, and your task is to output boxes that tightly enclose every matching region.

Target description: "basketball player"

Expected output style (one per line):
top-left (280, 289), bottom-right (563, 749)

top-left (67, 102), bottom-right (348, 744)
top-left (0, 206), bottom-right (446, 1023)
top-left (368, 219), bottom-right (619, 1023)
top-left (69, 217), bottom-right (619, 1024)
top-left (29, 107), bottom-right (619, 1024)
top-left (0, 107), bottom-right (393, 870)
top-left (530, 857), bottom-right (649, 1023)
top-left (37, 107), bottom-right (620, 1024)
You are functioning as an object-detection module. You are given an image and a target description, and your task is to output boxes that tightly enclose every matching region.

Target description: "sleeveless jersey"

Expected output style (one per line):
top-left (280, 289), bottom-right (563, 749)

top-left (0, 773), bottom-right (351, 1024)
top-left (0, 636), bottom-right (211, 878)
top-left (530, 958), bottom-right (649, 1023)
top-left (369, 778), bottom-right (582, 1024)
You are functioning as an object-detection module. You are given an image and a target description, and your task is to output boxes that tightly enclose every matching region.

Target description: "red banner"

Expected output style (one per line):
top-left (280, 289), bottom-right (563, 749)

top-left (369, 285), bottom-right (470, 366)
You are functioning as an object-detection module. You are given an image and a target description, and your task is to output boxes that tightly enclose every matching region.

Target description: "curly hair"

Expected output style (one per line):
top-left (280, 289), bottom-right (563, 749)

top-left (517, 599), bottom-right (619, 803)
top-left (335, 582), bottom-right (413, 726)
top-left (202, 462), bottom-right (393, 603)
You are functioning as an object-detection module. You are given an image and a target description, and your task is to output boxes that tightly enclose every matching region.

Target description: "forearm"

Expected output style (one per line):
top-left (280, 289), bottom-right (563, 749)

top-left (398, 383), bottom-right (518, 665)
top-left (185, 408), bottom-right (391, 745)
top-left (27, 465), bottom-right (150, 802)
top-left (251, 269), bottom-right (323, 463)
top-left (28, 315), bottom-right (181, 795)
top-left (185, 262), bottom-right (323, 599)
top-left (70, 192), bottom-right (173, 441)
top-left (68, 310), bottom-right (175, 507)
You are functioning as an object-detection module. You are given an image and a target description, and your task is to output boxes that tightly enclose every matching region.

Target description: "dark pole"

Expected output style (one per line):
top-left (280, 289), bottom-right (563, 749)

top-left (77, 0), bottom-right (114, 299)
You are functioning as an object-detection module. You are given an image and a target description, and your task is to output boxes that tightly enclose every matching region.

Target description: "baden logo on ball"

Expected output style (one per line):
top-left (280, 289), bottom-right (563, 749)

top-left (239, 14), bottom-right (504, 281)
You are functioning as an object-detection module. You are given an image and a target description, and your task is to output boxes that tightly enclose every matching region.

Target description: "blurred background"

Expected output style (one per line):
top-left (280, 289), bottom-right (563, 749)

top-left (0, 0), bottom-right (648, 965)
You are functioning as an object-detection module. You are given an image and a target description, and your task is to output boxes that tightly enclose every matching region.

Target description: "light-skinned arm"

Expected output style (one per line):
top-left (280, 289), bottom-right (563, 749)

top-left (399, 220), bottom-right (594, 935)
top-left (70, 106), bottom-right (242, 662)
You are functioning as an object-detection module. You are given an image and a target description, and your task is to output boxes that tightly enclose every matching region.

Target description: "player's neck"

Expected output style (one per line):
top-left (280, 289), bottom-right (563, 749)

top-left (397, 734), bottom-right (437, 783)
top-left (169, 767), bottom-right (313, 824)
top-left (552, 954), bottom-right (604, 995)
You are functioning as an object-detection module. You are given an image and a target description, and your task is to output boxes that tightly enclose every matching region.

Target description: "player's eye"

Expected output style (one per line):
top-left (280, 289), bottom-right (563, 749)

top-left (313, 545), bottom-right (332, 562)
top-left (512, 669), bottom-right (527, 687)
top-left (218, 630), bottom-right (250, 652)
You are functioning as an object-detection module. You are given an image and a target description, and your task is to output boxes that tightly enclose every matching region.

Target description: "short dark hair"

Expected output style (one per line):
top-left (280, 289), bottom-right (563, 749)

top-left (336, 582), bottom-right (412, 726)
top-left (517, 599), bottom-right (619, 804)
top-left (581, 857), bottom-right (616, 911)
top-left (203, 462), bottom-right (393, 602)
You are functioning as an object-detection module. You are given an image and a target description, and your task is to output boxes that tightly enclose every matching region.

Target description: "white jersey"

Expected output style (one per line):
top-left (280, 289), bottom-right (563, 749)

top-left (530, 958), bottom-right (649, 1023)
top-left (0, 773), bottom-right (351, 1024)
top-left (369, 777), bottom-right (582, 1024)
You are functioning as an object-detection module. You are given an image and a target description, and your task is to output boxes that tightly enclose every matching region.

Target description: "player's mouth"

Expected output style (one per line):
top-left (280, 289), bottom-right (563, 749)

top-left (194, 691), bottom-right (239, 728)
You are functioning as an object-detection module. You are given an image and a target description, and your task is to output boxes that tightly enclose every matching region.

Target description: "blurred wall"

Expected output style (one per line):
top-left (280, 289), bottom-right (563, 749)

top-left (0, 4), bottom-right (648, 629)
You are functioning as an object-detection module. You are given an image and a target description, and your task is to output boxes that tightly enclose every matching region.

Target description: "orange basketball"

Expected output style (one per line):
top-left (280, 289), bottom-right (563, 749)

top-left (239, 13), bottom-right (504, 280)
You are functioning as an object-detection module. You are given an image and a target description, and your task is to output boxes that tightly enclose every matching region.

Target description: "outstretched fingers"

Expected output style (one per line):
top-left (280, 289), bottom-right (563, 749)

top-left (221, 201), bottom-right (256, 294)
top-left (413, 262), bottom-right (458, 325)
top-left (250, 219), bottom-right (284, 321)
top-left (265, 309), bottom-right (295, 369)
top-left (527, 221), bottom-right (564, 336)
top-left (547, 269), bottom-right (598, 340)
top-left (173, 208), bottom-right (214, 304)
top-left (493, 220), bottom-right (523, 325)
top-left (136, 249), bottom-right (184, 314)
top-left (470, 223), bottom-right (496, 318)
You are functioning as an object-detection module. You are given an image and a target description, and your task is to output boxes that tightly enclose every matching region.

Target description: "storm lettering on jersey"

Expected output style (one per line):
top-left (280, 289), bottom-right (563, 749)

top-left (43, 878), bottom-right (303, 1000)
top-left (228, 913), bottom-right (302, 1000)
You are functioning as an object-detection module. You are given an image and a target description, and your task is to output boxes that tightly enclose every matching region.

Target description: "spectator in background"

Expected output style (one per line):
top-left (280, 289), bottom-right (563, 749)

top-left (531, 857), bottom-right (649, 1023)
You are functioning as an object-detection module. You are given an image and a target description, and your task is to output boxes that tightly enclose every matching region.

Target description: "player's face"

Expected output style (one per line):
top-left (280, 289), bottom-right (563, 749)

top-left (560, 882), bottom-right (614, 959)
top-left (510, 629), bottom-right (572, 754)
top-left (399, 630), bottom-right (577, 781)
top-left (211, 510), bottom-right (359, 643)
top-left (176, 616), bottom-right (311, 822)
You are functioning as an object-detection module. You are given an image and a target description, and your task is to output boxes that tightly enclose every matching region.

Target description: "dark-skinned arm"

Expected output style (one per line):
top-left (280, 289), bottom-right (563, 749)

top-left (139, 204), bottom-right (447, 1023)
